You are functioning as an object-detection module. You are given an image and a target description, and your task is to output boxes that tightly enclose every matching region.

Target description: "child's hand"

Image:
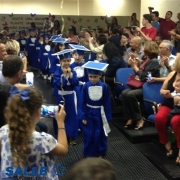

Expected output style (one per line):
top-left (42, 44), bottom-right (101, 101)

top-left (55, 104), bottom-right (66, 125)
top-left (82, 120), bottom-right (87, 125)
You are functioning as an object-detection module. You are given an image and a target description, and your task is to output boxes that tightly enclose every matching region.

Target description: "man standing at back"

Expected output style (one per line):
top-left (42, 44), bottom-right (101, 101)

top-left (159, 11), bottom-right (176, 40)
top-left (135, 14), bottom-right (157, 41)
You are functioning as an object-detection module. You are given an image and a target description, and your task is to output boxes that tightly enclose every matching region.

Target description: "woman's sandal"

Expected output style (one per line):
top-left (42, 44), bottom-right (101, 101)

top-left (166, 149), bottom-right (174, 158)
top-left (176, 156), bottom-right (180, 165)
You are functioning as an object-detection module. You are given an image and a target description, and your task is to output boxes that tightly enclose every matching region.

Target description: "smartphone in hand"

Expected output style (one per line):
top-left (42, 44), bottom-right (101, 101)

top-left (41, 104), bottom-right (58, 118)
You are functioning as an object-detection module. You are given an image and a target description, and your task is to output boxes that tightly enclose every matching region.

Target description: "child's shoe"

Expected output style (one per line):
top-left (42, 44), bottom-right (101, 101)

top-left (69, 138), bottom-right (77, 146)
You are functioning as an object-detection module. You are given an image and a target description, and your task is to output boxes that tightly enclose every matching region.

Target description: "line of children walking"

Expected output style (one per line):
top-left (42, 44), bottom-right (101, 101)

top-left (50, 36), bottom-right (112, 157)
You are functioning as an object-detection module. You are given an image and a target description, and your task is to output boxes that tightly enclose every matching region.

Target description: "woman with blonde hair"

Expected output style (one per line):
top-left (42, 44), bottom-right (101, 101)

top-left (5, 39), bottom-right (27, 71)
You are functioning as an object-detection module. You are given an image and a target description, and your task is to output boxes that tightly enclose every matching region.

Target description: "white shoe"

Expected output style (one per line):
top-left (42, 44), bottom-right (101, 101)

top-left (48, 76), bottom-right (51, 81)
top-left (43, 75), bottom-right (47, 79)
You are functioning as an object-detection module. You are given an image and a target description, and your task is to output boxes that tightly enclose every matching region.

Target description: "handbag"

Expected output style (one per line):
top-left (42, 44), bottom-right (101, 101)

top-left (126, 75), bottom-right (144, 89)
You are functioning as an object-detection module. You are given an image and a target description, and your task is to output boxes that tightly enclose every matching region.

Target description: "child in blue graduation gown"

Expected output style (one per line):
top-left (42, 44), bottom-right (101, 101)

top-left (70, 45), bottom-right (90, 129)
top-left (53, 49), bottom-right (79, 145)
top-left (17, 30), bottom-right (27, 52)
top-left (80, 62), bottom-right (112, 157)
top-left (25, 28), bottom-right (37, 66)
top-left (38, 34), bottom-right (51, 79)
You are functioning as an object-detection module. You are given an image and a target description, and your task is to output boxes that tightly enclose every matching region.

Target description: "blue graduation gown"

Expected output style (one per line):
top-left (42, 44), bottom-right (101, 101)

top-left (81, 80), bottom-right (112, 157)
top-left (53, 67), bottom-right (79, 138)
top-left (34, 41), bottom-right (43, 69)
top-left (17, 38), bottom-right (27, 51)
top-left (38, 44), bottom-right (51, 72)
top-left (49, 49), bottom-right (59, 74)
top-left (25, 36), bottom-right (37, 66)
top-left (70, 62), bottom-right (89, 129)
top-left (52, 65), bottom-right (61, 96)
top-left (84, 52), bottom-right (97, 62)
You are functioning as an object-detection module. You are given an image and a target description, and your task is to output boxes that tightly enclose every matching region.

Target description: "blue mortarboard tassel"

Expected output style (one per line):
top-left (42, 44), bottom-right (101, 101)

top-left (9, 86), bottom-right (30, 101)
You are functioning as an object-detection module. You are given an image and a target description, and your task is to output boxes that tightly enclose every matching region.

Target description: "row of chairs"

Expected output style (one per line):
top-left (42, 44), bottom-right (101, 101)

top-left (114, 68), bottom-right (164, 122)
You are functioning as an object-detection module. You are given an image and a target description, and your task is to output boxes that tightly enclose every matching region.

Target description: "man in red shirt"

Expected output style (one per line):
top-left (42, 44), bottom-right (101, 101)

top-left (135, 14), bottom-right (157, 41)
top-left (159, 11), bottom-right (176, 40)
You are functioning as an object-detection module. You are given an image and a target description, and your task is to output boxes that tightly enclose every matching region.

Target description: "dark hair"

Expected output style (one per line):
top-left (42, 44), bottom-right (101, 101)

top-left (143, 14), bottom-right (152, 23)
top-left (122, 33), bottom-right (129, 39)
top-left (97, 34), bottom-right (107, 45)
top-left (143, 41), bottom-right (159, 59)
top-left (103, 42), bottom-right (120, 63)
top-left (3, 26), bottom-right (9, 31)
top-left (51, 15), bottom-right (56, 19)
top-left (112, 17), bottom-right (118, 25)
top-left (30, 22), bottom-right (36, 29)
top-left (64, 158), bottom-right (116, 180)
top-left (112, 27), bottom-right (119, 35)
top-left (68, 26), bottom-right (77, 35)
top-left (97, 28), bottom-right (103, 34)
top-left (5, 87), bottom-right (43, 168)
top-left (152, 11), bottom-right (159, 17)
top-left (2, 55), bottom-right (24, 78)
top-left (167, 11), bottom-right (173, 16)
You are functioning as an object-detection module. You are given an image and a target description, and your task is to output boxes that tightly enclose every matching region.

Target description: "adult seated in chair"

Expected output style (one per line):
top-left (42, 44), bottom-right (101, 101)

top-left (123, 36), bottom-right (144, 65)
top-left (155, 54), bottom-right (180, 165)
top-left (122, 41), bottom-right (160, 130)
top-left (149, 40), bottom-right (176, 83)
top-left (0, 55), bottom-right (47, 132)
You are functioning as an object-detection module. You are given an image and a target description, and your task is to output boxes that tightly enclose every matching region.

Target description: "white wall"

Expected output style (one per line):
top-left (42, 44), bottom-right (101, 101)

top-left (140, 0), bottom-right (180, 24)
top-left (0, 0), bottom-right (140, 19)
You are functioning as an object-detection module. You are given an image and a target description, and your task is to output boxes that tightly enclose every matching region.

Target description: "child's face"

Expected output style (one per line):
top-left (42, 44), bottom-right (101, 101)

top-left (155, 36), bottom-right (162, 45)
top-left (44, 38), bottom-right (49, 44)
top-left (30, 31), bottom-right (35, 37)
top-left (73, 53), bottom-right (84, 63)
top-left (88, 74), bottom-right (101, 84)
top-left (121, 35), bottom-right (128, 43)
top-left (61, 58), bottom-right (71, 68)
top-left (20, 33), bottom-right (25, 38)
top-left (174, 80), bottom-right (180, 92)
top-left (59, 45), bottom-right (65, 51)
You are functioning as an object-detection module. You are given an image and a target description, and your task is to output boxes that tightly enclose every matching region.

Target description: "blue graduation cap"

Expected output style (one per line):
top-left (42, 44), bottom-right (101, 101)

top-left (82, 61), bottom-right (109, 75)
top-left (19, 30), bottom-right (26, 35)
top-left (9, 33), bottom-right (16, 38)
top-left (65, 41), bottom-right (78, 49)
top-left (53, 37), bottom-right (68, 45)
top-left (43, 33), bottom-right (50, 38)
top-left (49, 35), bottom-right (60, 41)
top-left (52, 49), bottom-right (73, 59)
top-left (69, 44), bottom-right (90, 55)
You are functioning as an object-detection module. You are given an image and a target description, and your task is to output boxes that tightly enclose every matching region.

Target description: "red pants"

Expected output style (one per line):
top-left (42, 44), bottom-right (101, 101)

top-left (155, 105), bottom-right (180, 148)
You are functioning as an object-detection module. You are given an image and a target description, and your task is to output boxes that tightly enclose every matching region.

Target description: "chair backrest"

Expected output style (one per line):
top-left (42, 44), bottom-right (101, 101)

top-left (115, 68), bottom-right (134, 96)
top-left (143, 82), bottom-right (164, 115)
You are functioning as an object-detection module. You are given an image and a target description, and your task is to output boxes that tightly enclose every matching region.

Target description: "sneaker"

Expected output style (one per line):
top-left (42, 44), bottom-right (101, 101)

top-left (43, 75), bottom-right (47, 79)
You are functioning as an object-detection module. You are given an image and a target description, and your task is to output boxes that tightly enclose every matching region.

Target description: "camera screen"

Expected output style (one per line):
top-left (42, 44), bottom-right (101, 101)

top-left (41, 104), bottom-right (58, 118)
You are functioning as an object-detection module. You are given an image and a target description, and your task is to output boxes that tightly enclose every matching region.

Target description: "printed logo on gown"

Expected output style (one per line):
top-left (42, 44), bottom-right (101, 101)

top-left (74, 67), bottom-right (84, 78)
top-left (21, 40), bottom-right (26, 45)
top-left (88, 86), bottom-right (102, 101)
top-left (45, 45), bottom-right (51, 52)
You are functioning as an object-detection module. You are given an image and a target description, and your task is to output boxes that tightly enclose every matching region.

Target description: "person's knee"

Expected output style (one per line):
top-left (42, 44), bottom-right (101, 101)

top-left (171, 115), bottom-right (180, 127)
top-left (122, 89), bottom-right (130, 97)
top-left (155, 112), bottom-right (166, 125)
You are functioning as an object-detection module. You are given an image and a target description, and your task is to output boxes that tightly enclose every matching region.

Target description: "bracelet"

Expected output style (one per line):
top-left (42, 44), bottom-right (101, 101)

top-left (58, 128), bottom-right (65, 130)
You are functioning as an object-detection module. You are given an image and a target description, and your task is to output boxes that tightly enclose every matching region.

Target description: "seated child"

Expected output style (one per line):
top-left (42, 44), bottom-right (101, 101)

top-left (53, 49), bottom-right (79, 146)
top-left (80, 61), bottom-right (112, 157)
top-left (168, 79), bottom-right (180, 121)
